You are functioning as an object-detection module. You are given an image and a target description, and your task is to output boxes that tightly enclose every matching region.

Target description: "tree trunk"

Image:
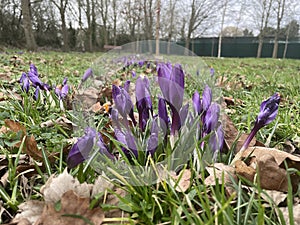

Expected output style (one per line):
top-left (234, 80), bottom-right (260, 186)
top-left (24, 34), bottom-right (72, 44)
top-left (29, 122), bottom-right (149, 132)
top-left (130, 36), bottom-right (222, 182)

top-left (272, 35), bottom-right (279, 58)
top-left (21, 0), bottom-right (36, 51)
top-left (257, 36), bottom-right (263, 58)
top-left (155, 0), bottom-right (160, 56)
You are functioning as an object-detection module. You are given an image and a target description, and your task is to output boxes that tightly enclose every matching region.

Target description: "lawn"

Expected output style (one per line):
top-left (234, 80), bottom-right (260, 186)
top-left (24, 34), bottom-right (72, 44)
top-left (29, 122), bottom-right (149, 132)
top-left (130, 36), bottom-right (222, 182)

top-left (0, 49), bottom-right (300, 225)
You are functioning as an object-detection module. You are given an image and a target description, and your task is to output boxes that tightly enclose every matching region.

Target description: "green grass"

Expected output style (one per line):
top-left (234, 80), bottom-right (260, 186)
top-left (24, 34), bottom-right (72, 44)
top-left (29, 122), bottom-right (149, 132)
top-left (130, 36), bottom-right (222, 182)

top-left (0, 50), bottom-right (299, 224)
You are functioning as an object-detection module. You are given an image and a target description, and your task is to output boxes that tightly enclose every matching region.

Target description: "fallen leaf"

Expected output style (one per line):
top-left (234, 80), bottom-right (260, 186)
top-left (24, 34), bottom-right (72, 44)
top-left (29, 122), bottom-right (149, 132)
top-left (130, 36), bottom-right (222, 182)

top-left (41, 169), bottom-right (91, 203)
top-left (222, 114), bottom-right (257, 153)
top-left (170, 169), bottom-right (192, 192)
top-left (4, 119), bottom-right (26, 136)
top-left (278, 204), bottom-right (300, 225)
top-left (204, 163), bottom-right (237, 196)
top-left (35, 190), bottom-right (104, 225)
top-left (233, 147), bottom-right (300, 192)
top-left (261, 190), bottom-right (287, 206)
top-left (24, 135), bottom-right (43, 161)
top-left (13, 201), bottom-right (44, 225)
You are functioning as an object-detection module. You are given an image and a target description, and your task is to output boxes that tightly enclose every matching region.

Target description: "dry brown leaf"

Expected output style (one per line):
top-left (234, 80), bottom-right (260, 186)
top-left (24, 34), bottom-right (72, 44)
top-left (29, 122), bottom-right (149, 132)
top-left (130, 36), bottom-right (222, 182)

top-left (90, 102), bottom-right (102, 113)
top-left (234, 160), bottom-right (256, 182)
top-left (91, 176), bottom-right (114, 198)
top-left (24, 135), bottom-right (43, 161)
top-left (4, 119), bottom-right (26, 136)
top-left (41, 169), bottom-right (92, 203)
top-left (261, 190), bottom-right (287, 206)
top-left (75, 87), bottom-right (99, 109)
top-left (204, 163), bottom-right (237, 196)
top-left (34, 190), bottom-right (104, 225)
top-left (104, 187), bottom-right (128, 219)
top-left (13, 201), bottom-right (44, 225)
top-left (40, 116), bottom-right (75, 130)
top-left (233, 147), bottom-right (300, 192)
top-left (278, 204), bottom-right (300, 225)
top-left (170, 169), bottom-right (192, 192)
top-left (222, 114), bottom-right (258, 153)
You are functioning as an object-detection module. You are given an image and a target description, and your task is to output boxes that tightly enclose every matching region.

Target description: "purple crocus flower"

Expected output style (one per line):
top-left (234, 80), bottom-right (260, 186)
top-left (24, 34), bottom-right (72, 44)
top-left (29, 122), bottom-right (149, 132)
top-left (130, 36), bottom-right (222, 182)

top-left (131, 71), bottom-right (137, 77)
top-left (157, 63), bottom-right (185, 135)
top-left (158, 97), bottom-right (169, 129)
top-left (111, 108), bottom-right (138, 158)
top-left (112, 84), bottom-right (136, 126)
top-left (210, 67), bottom-right (215, 76)
top-left (55, 77), bottom-right (69, 99)
top-left (192, 91), bottom-right (202, 115)
top-left (203, 103), bottom-right (220, 134)
top-left (67, 127), bottom-right (97, 168)
top-left (97, 132), bottom-right (115, 160)
top-left (67, 127), bottom-right (114, 168)
top-left (27, 64), bottom-right (44, 88)
top-left (82, 68), bottom-right (93, 82)
top-left (202, 85), bottom-right (212, 112)
top-left (240, 93), bottom-right (280, 151)
top-left (33, 86), bottom-right (40, 101)
top-left (136, 76), bottom-right (153, 131)
top-left (209, 124), bottom-right (224, 160)
top-left (20, 72), bottom-right (30, 93)
top-left (147, 119), bottom-right (159, 156)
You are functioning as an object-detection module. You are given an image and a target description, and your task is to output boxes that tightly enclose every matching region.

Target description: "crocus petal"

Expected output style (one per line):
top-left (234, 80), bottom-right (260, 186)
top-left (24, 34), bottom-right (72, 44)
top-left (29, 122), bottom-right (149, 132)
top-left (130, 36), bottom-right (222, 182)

top-left (34, 86), bottom-right (40, 101)
top-left (60, 84), bottom-right (69, 99)
top-left (202, 85), bottom-right (212, 112)
top-left (209, 124), bottom-right (224, 161)
top-left (179, 103), bottom-right (189, 126)
top-left (67, 127), bottom-right (96, 168)
top-left (97, 132), bottom-right (114, 160)
top-left (19, 72), bottom-right (27, 84)
top-left (136, 76), bottom-right (152, 131)
top-left (112, 84), bottom-right (136, 125)
top-left (210, 67), bottom-right (215, 76)
top-left (123, 80), bottom-right (130, 93)
top-left (62, 77), bottom-right (68, 86)
top-left (29, 64), bottom-right (38, 77)
top-left (257, 93), bottom-right (280, 127)
top-left (209, 124), bottom-right (224, 152)
top-left (20, 73), bottom-right (30, 93)
top-left (28, 72), bottom-right (43, 88)
top-left (192, 91), bottom-right (202, 115)
top-left (203, 103), bottom-right (220, 134)
top-left (158, 97), bottom-right (168, 129)
top-left (82, 68), bottom-right (93, 82)
top-left (147, 119), bottom-right (159, 156)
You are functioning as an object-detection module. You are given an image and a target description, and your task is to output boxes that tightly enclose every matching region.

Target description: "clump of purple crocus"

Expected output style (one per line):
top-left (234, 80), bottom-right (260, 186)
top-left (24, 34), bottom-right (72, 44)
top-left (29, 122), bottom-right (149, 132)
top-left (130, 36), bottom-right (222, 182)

top-left (19, 64), bottom-right (52, 100)
top-left (240, 93), bottom-right (280, 151)
top-left (55, 77), bottom-right (69, 100)
top-left (67, 61), bottom-right (224, 168)
top-left (19, 64), bottom-right (46, 93)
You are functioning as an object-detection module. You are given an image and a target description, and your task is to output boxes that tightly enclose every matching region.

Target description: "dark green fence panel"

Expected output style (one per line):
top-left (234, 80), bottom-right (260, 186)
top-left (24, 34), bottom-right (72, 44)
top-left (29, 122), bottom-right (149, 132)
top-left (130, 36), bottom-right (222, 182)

top-left (177, 37), bottom-right (300, 59)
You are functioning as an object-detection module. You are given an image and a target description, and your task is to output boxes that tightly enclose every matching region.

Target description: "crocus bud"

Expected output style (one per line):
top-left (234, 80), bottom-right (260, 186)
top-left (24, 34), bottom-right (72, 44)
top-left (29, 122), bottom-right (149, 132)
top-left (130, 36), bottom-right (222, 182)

top-left (82, 68), bottom-right (93, 82)
top-left (240, 93), bottom-right (280, 151)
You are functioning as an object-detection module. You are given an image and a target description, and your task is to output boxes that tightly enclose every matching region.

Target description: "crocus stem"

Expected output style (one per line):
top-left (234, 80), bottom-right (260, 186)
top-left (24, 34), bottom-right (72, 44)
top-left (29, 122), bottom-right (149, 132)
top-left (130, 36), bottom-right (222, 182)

top-left (240, 125), bottom-right (260, 151)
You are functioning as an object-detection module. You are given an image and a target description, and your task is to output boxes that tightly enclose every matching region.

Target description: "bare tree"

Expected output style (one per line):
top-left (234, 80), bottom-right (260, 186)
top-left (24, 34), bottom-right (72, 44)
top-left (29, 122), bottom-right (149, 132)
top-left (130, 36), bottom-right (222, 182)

top-left (183, 0), bottom-right (220, 55)
top-left (50, 0), bottom-right (69, 51)
top-left (155, 0), bottom-right (160, 55)
top-left (99, 0), bottom-right (109, 46)
top-left (143, 0), bottom-right (155, 52)
top-left (272, 0), bottom-right (286, 58)
top-left (21, 0), bottom-right (36, 51)
top-left (254, 0), bottom-right (274, 58)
